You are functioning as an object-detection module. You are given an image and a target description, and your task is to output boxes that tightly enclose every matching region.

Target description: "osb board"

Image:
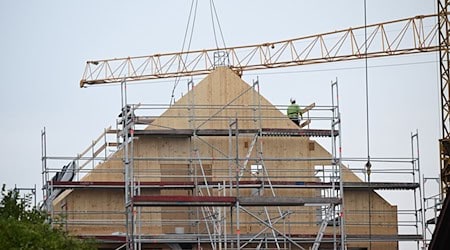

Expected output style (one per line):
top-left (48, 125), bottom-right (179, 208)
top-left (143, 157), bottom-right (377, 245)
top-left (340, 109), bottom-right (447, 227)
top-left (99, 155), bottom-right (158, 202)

top-left (334, 190), bottom-right (398, 250)
top-left (134, 137), bottom-right (191, 182)
top-left (343, 190), bottom-right (398, 234)
top-left (148, 67), bottom-right (296, 131)
top-left (189, 136), bottom-right (316, 181)
top-left (160, 164), bottom-right (195, 234)
top-left (54, 189), bottom-right (162, 235)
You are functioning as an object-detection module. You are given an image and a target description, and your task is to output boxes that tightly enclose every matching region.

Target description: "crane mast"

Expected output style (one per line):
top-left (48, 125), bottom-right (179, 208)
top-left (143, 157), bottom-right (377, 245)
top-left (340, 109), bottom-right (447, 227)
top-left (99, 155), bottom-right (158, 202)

top-left (439, 0), bottom-right (450, 196)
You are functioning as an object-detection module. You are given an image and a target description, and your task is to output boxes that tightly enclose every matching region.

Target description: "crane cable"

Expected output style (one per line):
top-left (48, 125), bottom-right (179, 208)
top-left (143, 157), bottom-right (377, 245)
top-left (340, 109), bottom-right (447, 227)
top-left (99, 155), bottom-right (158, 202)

top-left (170, 0), bottom-right (227, 105)
top-left (209, 0), bottom-right (227, 49)
top-left (363, 0), bottom-right (373, 249)
top-left (170, 0), bottom-right (199, 106)
top-left (364, 0), bottom-right (371, 173)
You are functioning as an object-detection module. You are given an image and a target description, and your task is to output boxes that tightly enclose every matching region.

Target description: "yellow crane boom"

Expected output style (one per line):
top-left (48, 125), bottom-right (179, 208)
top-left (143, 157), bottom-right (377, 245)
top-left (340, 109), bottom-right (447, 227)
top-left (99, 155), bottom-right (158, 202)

top-left (80, 13), bottom-right (439, 87)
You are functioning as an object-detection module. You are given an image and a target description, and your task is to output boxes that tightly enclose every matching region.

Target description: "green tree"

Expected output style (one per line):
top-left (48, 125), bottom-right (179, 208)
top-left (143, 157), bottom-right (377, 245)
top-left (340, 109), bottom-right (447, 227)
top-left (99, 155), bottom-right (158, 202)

top-left (0, 185), bottom-right (96, 250)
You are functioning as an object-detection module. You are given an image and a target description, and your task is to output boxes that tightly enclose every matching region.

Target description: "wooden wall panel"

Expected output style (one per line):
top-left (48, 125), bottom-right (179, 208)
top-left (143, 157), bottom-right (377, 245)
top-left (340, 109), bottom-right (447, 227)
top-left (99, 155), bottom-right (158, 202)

top-left (160, 164), bottom-right (193, 234)
top-left (149, 67), bottom-right (295, 131)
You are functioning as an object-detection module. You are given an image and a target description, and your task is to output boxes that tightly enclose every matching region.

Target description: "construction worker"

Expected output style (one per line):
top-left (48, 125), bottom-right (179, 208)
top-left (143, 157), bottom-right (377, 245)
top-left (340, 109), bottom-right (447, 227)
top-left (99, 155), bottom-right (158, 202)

top-left (287, 98), bottom-right (302, 126)
top-left (118, 105), bottom-right (134, 124)
top-left (118, 105), bottom-right (135, 142)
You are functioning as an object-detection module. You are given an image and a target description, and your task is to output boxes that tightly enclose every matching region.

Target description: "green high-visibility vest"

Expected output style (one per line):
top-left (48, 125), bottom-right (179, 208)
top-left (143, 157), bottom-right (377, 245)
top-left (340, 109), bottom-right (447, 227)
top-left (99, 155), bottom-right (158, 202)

top-left (287, 104), bottom-right (300, 118)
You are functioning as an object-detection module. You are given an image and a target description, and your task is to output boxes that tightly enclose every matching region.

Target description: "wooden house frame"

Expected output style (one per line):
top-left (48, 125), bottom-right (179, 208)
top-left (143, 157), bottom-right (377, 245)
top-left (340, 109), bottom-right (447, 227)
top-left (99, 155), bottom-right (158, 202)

top-left (43, 67), bottom-right (422, 250)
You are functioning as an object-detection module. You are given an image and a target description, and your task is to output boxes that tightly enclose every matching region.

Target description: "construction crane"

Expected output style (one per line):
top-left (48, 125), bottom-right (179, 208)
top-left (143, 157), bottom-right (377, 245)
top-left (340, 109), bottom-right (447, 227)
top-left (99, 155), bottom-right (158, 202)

top-left (80, 6), bottom-right (450, 197)
top-left (81, 13), bottom-right (439, 87)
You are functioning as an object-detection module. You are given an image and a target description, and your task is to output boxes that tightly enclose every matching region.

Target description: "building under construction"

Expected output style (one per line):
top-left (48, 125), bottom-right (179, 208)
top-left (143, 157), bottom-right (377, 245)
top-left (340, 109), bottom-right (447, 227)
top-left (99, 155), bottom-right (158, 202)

top-left (41, 2), bottom-right (450, 250)
top-left (42, 66), bottom-right (425, 250)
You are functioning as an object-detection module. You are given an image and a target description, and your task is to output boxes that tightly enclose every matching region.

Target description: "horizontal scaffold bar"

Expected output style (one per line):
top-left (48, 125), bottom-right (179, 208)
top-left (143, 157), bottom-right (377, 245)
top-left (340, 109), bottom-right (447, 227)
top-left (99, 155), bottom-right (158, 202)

top-left (133, 128), bottom-right (339, 137)
top-left (80, 233), bottom-right (423, 244)
top-left (49, 180), bottom-right (419, 190)
top-left (133, 195), bottom-right (236, 206)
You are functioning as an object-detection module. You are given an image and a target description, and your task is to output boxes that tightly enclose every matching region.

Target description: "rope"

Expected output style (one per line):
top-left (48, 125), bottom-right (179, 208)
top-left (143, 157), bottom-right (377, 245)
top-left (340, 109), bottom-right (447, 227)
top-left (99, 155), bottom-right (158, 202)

top-left (170, 0), bottom-right (199, 106)
top-left (170, 0), bottom-right (228, 105)
top-left (363, 0), bottom-right (373, 249)
top-left (209, 0), bottom-right (227, 49)
top-left (364, 0), bottom-right (371, 165)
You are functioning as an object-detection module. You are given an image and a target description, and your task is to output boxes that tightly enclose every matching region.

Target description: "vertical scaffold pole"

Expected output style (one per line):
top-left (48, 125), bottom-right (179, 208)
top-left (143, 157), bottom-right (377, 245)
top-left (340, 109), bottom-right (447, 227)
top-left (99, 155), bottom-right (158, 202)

top-left (332, 78), bottom-right (345, 249)
top-left (228, 118), bottom-right (234, 250)
top-left (121, 80), bottom-right (135, 250)
top-left (228, 117), bottom-right (241, 249)
top-left (41, 127), bottom-right (52, 225)
top-left (411, 131), bottom-right (426, 248)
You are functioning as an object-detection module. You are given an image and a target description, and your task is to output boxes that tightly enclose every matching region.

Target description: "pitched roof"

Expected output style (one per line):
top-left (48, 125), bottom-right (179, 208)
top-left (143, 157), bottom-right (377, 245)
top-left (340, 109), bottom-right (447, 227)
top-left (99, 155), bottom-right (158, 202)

top-left (147, 66), bottom-right (295, 130)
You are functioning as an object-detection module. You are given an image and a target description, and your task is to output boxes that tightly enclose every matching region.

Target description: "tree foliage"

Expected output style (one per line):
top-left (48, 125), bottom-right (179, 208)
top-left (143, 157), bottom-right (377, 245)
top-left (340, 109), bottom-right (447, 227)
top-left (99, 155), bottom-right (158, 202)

top-left (0, 185), bottom-right (96, 250)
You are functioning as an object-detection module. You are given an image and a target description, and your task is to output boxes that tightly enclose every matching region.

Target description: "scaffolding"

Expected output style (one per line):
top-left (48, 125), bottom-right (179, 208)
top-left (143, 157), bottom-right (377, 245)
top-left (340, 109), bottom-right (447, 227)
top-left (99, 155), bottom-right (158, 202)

top-left (42, 74), bottom-right (427, 250)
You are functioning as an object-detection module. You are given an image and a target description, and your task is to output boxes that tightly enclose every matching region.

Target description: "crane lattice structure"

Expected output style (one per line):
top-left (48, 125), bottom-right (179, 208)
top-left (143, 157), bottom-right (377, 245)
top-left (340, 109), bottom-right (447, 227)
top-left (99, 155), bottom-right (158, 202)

top-left (81, 14), bottom-right (439, 87)
top-left (438, 0), bottom-right (450, 196)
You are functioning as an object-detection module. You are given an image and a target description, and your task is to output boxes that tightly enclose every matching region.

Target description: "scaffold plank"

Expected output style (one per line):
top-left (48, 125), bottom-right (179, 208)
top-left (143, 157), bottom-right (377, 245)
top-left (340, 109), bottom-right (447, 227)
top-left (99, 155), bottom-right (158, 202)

top-left (81, 233), bottom-right (423, 244)
top-left (50, 181), bottom-right (196, 189)
top-left (342, 181), bottom-right (419, 190)
top-left (132, 195), bottom-right (236, 206)
top-left (238, 196), bottom-right (341, 206)
top-left (131, 195), bottom-right (340, 207)
top-left (134, 128), bottom-right (338, 137)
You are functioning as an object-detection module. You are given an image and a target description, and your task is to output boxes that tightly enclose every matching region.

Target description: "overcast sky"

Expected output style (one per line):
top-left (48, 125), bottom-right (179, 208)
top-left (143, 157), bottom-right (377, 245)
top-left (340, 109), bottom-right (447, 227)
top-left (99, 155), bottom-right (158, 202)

top-left (0, 0), bottom-right (440, 237)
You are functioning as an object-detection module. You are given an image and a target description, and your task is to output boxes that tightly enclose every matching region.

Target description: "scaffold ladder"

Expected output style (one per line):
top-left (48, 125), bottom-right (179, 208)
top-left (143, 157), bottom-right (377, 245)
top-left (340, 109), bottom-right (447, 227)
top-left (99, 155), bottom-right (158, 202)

top-left (312, 205), bottom-right (335, 250)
